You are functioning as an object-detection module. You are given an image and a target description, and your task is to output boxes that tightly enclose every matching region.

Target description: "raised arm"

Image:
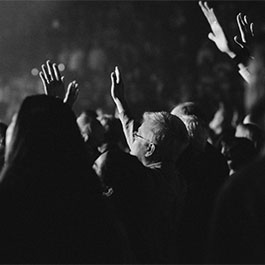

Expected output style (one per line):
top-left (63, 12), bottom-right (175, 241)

top-left (110, 66), bottom-right (127, 113)
top-left (199, 1), bottom-right (236, 58)
top-left (110, 66), bottom-right (134, 149)
top-left (199, 1), bottom-right (254, 83)
top-left (234, 13), bottom-right (254, 51)
top-left (39, 60), bottom-right (79, 108)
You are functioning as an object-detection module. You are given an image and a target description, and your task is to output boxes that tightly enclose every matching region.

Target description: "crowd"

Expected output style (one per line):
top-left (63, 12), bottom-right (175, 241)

top-left (0, 1), bottom-right (264, 263)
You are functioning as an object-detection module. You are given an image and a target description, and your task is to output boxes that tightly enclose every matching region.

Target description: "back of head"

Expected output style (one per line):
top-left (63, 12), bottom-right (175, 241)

top-left (222, 137), bottom-right (257, 172)
top-left (98, 114), bottom-right (124, 145)
top-left (178, 114), bottom-right (208, 152)
top-left (143, 111), bottom-right (189, 163)
top-left (3, 95), bottom-right (89, 181)
top-left (209, 102), bottom-right (234, 135)
top-left (77, 110), bottom-right (105, 148)
top-left (171, 102), bottom-right (207, 123)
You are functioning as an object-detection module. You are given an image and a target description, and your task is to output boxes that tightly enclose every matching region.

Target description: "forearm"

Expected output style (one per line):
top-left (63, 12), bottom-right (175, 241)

top-left (238, 64), bottom-right (251, 83)
top-left (225, 49), bottom-right (251, 84)
top-left (116, 99), bottom-right (135, 150)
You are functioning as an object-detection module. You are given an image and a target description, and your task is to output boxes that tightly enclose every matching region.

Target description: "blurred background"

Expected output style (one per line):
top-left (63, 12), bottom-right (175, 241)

top-left (0, 1), bottom-right (264, 123)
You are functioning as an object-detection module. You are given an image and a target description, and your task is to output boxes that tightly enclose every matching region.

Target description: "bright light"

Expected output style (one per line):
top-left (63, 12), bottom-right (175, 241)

top-left (31, 68), bottom-right (39, 76)
top-left (58, 63), bottom-right (65, 71)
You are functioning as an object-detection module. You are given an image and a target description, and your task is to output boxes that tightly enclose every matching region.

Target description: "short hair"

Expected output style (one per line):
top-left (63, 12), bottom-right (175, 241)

top-left (171, 102), bottom-right (207, 124)
top-left (177, 114), bottom-right (208, 151)
top-left (142, 111), bottom-right (189, 162)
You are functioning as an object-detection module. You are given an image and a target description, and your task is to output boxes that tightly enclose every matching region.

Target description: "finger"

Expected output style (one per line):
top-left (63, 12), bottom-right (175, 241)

top-left (199, 1), bottom-right (206, 12)
top-left (74, 89), bottom-right (80, 100)
top-left (204, 2), bottom-right (210, 10)
top-left (240, 13), bottom-right (248, 33)
top-left (234, 35), bottom-right (244, 48)
top-left (244, 15), bottom-right (248, 25)
top-left (205, 2), bottom-right (211, 11)
top-left (74, 85), bottom-right (80, 99)
top-left (250, 22), bottom-right (254, 36)
top-left (72, 80), bottom-right (78, 90)
top-left (115, 66), bottom-right (120, 84)
top-left (111, 71), bottom-right (117, 85)
top-left (65, 82), bottom-right (73, 98)
top-left (199, 2), bottom-right (211, 23)
top-left (47, 60), bottom-right (56, 81)
top-left (41, 64), bottom-right (50, 82)
top-left (53, 63), bottom-right (61, 81)
top-left (208, 32), bottom-right (215, 42)
top-left (237, 13), bottom-right (246, 42)
top-left (61, 76), bottom-right (65, 83)
top-left (39, 72), bottom-right (49, 94)
top-left (110, 72), bottom-right (114, 83)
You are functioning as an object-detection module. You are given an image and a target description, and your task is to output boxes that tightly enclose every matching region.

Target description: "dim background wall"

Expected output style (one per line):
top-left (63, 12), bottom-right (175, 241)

top-left (0, 1), bottom-right (263, 124)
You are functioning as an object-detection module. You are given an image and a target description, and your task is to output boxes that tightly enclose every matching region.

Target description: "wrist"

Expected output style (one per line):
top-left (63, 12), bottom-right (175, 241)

top-left (232, 49), bottom-right (251, 66)
top-left (114, 98), bottom-right (126, 113)
top-left (226, 50), bottom-right (236, 59)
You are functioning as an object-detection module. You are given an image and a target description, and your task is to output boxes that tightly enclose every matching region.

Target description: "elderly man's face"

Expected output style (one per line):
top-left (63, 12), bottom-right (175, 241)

top-left (130, 120), bottom-right (154, 162)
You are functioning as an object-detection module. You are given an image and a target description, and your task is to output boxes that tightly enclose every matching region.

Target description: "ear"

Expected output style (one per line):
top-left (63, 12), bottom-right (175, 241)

top-left (144, 143), bottom-right (156, 158)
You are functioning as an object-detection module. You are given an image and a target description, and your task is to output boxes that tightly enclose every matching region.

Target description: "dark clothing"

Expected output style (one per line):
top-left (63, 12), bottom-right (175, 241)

top-left (177, 142), bottom-right (229, 263)
top-left (97, 145), bottom-right (184, 263)
top-left (0, 168), bottom-right (131, 264)
top-left (207, 156), bottom-right (265, 264)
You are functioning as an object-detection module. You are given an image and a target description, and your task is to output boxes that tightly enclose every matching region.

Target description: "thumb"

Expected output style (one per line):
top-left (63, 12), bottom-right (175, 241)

top-left (234, 35), bottom-right (244, 48)
top-left (208, 32), bottom-right (215, 42)
top-left (115, 66), bottom-right (120, 84)
top-left (111, 72), bottom-right (116, 84)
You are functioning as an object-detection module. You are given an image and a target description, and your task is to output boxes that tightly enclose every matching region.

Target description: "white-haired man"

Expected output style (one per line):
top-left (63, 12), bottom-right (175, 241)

top-left (100, 66), bottom-right (189, 263)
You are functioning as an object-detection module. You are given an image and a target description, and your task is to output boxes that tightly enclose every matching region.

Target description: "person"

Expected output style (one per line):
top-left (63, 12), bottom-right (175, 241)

top-left (0, 64), bottom-right (132, 263)
top-left (171, 108), bottom-right (228, 263)
top-left (204, 11), bottom-right (265, 263)
top-left (221, 137), bottom-right (257, 175)
top-left (235, 122), bottom-right (264, 151)
top-left (97, 66), bottom-right (189, 263)
top-left (199, 1), bottom-right (254, 84)
top-left (98, 113), bottom-right (129, 153)
top-left (77, 109), bottom-right (105, 165)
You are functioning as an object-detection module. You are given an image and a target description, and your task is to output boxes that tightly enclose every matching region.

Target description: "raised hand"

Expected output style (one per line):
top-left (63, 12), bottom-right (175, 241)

top-left (234, 13), bottom-right (254, 50)
top-left (39, 60), bottom-right (65, 99)
top-left (39, 60), bottom-right (80, 107)
top-left (199, 1), bottom-right (234, 57)
top-left (110, 66), bottom-right (126, 113)
top-left (111, 66), bottom-right (125, 101)
top-left (63, 80), bottom-right (79, 107)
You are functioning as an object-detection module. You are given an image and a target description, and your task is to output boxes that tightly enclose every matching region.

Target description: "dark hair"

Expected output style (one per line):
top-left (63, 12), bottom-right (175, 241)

top-left (1, 95), bottom-right (99, 190)
top-left (99, 114), bottom-right (124, 144)
top-left (236, 123), bottom-right (264, 151)
top-left (223, 137), bottom-right (257, 171)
